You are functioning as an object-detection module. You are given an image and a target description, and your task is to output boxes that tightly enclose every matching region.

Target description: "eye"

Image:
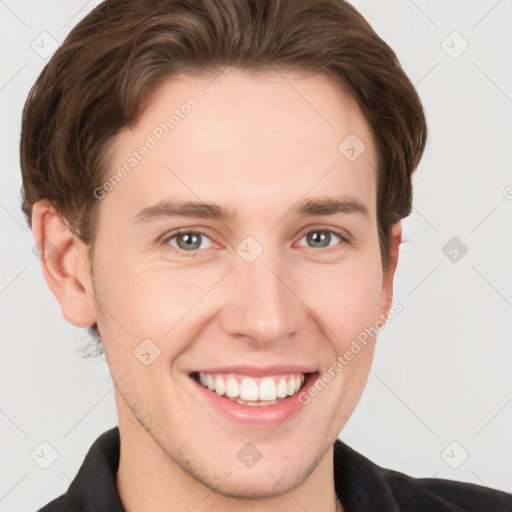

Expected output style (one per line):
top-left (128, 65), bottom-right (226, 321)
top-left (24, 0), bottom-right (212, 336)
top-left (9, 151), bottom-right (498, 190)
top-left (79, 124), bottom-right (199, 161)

top-left (161, 227), bottom-right (350, 257)
top-left (163, 230), bottom-right (214, 253)
top-left (297, 228), bottom-right (349, 250)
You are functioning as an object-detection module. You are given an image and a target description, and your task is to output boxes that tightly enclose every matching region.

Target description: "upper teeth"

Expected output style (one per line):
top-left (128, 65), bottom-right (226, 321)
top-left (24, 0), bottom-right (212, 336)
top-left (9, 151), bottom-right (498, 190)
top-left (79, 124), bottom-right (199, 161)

top-left (198, 372), bottom-right (305, 401)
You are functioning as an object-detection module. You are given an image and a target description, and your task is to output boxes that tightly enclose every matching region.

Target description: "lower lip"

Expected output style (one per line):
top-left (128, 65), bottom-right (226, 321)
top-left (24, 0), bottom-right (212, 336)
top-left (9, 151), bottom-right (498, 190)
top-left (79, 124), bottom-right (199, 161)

top-left (190, 372), bottom-right (318, 428)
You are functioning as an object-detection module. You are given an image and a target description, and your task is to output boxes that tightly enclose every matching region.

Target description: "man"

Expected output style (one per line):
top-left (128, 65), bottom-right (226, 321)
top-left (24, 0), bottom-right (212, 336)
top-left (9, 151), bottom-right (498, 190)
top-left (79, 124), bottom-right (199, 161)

top-left (20, 0), bottom-right (512, 510)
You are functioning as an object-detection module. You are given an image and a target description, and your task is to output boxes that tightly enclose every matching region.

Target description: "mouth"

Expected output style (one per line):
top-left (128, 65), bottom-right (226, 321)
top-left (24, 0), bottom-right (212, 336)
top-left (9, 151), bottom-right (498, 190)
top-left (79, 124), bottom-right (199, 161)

top-left (186, 363), bottom-right (320, 427)
top-left (189, 369), bottom-right (318, 408)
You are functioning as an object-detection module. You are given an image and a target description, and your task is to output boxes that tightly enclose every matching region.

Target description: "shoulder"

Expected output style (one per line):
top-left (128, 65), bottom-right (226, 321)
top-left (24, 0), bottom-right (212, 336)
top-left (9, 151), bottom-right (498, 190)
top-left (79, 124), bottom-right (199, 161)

top-left (333, 439), bottom-right (512, 511)
top-left (36, 494), bottom-right (68, 512)
top-left (35, 427), bottom-right (122, 512)
top-left (381, 465), bottom-right (512, 511)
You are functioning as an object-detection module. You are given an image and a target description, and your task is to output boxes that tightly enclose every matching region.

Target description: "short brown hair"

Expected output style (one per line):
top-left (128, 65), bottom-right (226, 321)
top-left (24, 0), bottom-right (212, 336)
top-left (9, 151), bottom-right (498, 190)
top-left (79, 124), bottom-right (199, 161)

top-left (20, 0), bottom-right (427, 352)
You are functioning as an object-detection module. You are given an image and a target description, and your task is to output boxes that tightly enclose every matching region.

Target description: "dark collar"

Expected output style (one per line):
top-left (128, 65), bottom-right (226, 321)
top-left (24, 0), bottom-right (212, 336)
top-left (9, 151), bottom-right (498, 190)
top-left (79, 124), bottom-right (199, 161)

top-left (39, 426), bottom-right (512, 512)
top-left (56, 427), bottom-right (125, 512)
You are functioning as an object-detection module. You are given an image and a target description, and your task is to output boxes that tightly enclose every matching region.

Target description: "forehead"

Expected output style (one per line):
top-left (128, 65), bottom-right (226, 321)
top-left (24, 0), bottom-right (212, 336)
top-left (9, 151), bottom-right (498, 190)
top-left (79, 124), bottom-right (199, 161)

top-left (103, 67), bottom-right (378, 225)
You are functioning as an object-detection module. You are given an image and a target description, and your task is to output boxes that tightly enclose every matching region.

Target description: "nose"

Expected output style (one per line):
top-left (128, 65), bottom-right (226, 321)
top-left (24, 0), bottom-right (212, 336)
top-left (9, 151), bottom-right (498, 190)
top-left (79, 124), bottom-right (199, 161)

top-left (219, 248), bottom-right (306, 348)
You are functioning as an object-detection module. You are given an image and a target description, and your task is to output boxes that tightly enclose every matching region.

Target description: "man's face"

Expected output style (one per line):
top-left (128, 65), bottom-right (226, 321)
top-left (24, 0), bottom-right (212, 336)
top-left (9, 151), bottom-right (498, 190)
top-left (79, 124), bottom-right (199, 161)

top-left (88, 68), bottom-right (397, 497)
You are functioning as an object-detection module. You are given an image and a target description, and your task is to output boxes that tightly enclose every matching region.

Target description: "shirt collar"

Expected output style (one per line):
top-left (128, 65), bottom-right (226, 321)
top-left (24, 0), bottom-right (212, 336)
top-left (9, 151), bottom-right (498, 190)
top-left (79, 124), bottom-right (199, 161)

top-left (64, 427), bottom-right (125, 512)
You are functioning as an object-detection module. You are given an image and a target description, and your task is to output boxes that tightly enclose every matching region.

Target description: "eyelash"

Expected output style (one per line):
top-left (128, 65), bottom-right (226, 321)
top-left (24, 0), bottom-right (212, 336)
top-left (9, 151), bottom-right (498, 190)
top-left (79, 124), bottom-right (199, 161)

top-left (161, 227), bottom-right (351, 257)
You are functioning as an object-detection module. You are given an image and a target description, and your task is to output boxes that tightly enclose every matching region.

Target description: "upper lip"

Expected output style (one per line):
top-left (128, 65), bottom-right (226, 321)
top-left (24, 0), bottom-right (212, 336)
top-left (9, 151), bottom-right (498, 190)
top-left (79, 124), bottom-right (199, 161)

top-left (191, 364), bottom-right (316, 377)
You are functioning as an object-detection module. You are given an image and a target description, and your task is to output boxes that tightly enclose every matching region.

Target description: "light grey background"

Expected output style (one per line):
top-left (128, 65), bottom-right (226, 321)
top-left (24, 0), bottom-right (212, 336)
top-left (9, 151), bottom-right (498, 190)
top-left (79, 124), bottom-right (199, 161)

top-left (1, 0), bottom-right (511, 510)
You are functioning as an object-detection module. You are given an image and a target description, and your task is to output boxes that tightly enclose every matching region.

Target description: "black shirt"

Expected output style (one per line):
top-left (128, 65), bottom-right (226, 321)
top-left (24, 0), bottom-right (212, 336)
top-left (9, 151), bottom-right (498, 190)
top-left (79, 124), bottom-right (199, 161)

top-left (37, 426), bottom-right (512, 511)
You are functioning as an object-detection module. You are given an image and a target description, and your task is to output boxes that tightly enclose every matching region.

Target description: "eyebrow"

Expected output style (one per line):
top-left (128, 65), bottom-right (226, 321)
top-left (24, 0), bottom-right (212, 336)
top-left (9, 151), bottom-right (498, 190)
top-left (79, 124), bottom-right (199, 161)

top-left (133, 195), bottom-right (369, 224)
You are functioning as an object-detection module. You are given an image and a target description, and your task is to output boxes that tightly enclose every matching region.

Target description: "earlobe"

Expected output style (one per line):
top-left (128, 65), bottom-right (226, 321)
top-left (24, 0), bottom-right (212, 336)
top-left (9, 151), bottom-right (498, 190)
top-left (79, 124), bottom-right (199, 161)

top-left (380, 221), bottom-right (402, 319)
top-left (31, 201), bottom-right (97, 328)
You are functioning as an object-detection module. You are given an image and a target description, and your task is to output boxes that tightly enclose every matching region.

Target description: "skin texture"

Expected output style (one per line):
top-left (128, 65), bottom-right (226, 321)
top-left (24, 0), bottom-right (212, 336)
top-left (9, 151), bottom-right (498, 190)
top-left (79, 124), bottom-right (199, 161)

top-left (32, 67), bottom-right (401, 512)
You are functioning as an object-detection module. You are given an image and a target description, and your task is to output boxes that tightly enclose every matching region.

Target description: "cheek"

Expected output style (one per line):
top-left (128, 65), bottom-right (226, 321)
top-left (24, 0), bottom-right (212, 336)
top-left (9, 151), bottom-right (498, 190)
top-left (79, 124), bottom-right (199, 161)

top-left (97, 255), bottom-right (217, 341)
top-left (296, 259), bottom-right (384, 345)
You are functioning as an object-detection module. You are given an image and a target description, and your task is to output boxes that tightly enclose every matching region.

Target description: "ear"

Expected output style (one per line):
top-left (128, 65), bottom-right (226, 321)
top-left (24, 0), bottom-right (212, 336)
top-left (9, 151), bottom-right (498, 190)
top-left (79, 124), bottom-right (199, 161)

top-left (380, 221), bottom-right (402, 318)
top-left (31, 200), bottom-right (97, 328)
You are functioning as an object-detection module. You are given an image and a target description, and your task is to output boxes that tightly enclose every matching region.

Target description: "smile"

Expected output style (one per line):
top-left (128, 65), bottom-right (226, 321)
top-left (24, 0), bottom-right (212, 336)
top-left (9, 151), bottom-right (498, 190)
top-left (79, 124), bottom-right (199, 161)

top-left (192, 371), bottom-right (306, 405)
top-left (188, 368), bottom-right (318, 427)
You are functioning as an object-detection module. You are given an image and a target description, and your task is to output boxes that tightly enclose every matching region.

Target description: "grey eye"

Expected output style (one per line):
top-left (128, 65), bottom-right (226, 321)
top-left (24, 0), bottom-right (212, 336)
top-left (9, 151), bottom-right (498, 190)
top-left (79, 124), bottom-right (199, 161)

top-left (299, 230), bottom-right (341, 249)
top-left (166, 231), bottom-right (214, 251)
